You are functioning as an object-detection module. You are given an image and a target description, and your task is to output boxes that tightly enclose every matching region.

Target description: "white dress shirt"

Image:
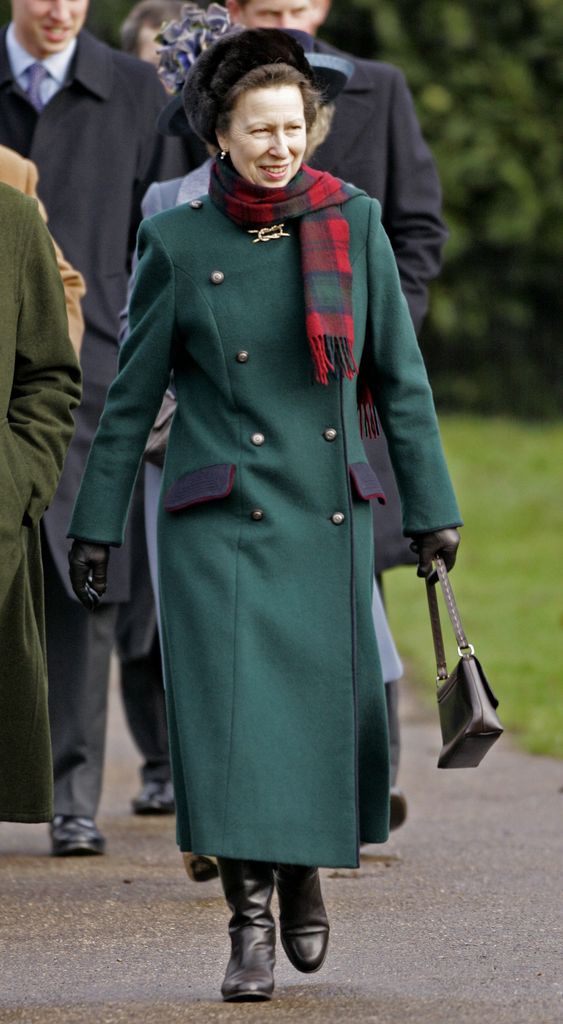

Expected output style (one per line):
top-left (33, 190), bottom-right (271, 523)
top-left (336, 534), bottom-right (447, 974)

top-left (6, 23), bottom-right (77, 107)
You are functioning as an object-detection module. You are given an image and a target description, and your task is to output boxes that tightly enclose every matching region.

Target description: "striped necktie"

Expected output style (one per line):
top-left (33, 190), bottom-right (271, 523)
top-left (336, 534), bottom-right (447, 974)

top-left (26, 63), bottom-right (49, 112)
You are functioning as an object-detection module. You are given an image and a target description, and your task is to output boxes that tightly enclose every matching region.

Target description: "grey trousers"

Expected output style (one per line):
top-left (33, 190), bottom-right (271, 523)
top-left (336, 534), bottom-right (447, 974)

top-left (44, 538), bottom-right (171, 819)
top-left (377, 573), bottom-right (401, 788)
top-left (385, 678), bottom-right (400, 788)
top-left (120, 635), bottom-right (170, 785)
top-left (44, 537), bottom-right (117, 818)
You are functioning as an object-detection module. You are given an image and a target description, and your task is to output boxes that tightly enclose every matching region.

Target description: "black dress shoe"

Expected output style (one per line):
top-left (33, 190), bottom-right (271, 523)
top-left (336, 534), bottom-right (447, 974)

top-left (131, 780), bottom-right (175, 815)
top-left (389, 786), bottom-right (408, 831)
top-left (50, 816), bottom-right (105, 856)
top-left (274, 865), bottom-right (330, 973)
top-left (182, 852), bottom-right (219, 882)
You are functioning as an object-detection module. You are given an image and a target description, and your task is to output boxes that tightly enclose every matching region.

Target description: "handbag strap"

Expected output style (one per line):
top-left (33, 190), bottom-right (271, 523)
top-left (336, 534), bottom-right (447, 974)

top-left (425, 571), bottom-right (448, 681)
top-left (426, 557), bottom-right (473, 682)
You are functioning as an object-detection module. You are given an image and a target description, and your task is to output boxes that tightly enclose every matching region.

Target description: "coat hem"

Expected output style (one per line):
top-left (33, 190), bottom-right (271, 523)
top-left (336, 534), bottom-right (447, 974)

top-left (0, 808), bottom-right (52, 823)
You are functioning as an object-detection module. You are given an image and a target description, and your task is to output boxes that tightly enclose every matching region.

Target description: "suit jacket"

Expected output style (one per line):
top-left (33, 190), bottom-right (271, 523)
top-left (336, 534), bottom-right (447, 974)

top-left (311, 42), bottom-right (447, 334)
top-left (0, 28), bottom-right (172, 600)
top-left (0, 144), bottom-right (85, 355)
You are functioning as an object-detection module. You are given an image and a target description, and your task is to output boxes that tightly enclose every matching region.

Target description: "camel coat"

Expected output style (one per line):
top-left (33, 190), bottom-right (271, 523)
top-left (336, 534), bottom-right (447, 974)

top-left (70, 191), bottom-right (460, 866)
top-left (0, 184), bottom-right (81, 821)
top-left (0, 145), bottom-right (85, 355)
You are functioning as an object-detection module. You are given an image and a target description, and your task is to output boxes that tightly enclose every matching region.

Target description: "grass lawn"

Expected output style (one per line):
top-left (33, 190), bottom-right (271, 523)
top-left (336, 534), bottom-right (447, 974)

top-left (385, 416), bottom-right (563, 759)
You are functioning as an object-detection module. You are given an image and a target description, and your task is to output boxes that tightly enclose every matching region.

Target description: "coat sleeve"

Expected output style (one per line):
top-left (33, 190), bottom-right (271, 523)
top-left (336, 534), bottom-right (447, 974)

top-left (383, 68), bottom-right (448, 333)
top-left (10, 199), bottom-right (82, 525)
top-left (363, 199), bottom-right (461, 536)
top-left (68, 218), bottom-right (177, 545)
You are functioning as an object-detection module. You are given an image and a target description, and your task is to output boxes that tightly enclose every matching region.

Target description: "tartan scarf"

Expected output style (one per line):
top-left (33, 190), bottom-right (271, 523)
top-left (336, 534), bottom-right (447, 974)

top-left (209, 159), bottom-right (378, 436)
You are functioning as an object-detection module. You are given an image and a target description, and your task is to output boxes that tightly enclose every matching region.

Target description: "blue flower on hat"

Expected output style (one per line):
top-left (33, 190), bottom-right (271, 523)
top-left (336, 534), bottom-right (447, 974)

top-left (157, 3), bottom-right (232, 95)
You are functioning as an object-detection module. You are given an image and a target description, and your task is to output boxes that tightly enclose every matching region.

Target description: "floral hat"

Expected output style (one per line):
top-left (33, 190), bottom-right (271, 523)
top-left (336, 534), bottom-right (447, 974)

top-left (156, 2), bottom-right (233, 96)
top-left (156, 3), bottom-right (239, 137)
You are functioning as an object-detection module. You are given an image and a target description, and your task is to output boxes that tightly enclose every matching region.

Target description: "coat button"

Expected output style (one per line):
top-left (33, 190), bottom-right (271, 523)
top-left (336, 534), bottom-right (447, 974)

top-left (331, 512), bottom-right (345, 525)
top-left (251, 432), bottom-right (265, 446)
top-left (250, 509), bottom-right (264, 521)
top-left (190, 199), bottom-right (203, 209)
top-left (236, 351), bottom-right (249, 363)
top-left (323, 427), bottom-right (337, 442)
top-left (210, 270), bottom-right (224, 284)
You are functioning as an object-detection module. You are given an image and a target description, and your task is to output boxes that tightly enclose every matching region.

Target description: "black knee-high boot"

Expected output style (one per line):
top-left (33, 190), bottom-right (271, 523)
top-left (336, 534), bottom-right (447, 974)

top-left (217, 857), bottom-right (276, 1002)
top-left (274, 865), bottom-right (330, 973)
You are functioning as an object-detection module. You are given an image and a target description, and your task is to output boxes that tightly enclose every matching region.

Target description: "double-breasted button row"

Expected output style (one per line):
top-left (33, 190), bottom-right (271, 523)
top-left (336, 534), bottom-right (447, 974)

top-left (190, 199), bottom-right (203, 209)
top-left (251, 432), bottom-right (265, 446)
top-left (323, 427), bottom-right (338, 442)
top-left (250, 509), bottom-right (264, 521)
top-left (210, 270), bottom-right (224, 285)
top-left (236, 351), bottom-right (249, 363)
top-left (331, 512), bottom-right (345, 525)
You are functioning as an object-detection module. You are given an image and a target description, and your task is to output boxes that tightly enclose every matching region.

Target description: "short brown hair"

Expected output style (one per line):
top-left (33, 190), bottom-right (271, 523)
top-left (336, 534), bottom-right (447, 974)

top-left (120, 0), bottom-right (184, 55)
top-left (216, 62), bottom-right (320, 137)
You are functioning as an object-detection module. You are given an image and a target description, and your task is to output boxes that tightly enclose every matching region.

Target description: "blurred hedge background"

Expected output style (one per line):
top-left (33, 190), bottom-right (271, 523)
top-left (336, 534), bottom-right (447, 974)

top-left (1, 0), bottom-right (561, 416)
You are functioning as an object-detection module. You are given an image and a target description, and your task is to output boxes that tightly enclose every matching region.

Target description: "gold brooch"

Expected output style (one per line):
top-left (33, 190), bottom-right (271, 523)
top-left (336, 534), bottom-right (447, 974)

top-left (248, 223), bottom-right (290, 243)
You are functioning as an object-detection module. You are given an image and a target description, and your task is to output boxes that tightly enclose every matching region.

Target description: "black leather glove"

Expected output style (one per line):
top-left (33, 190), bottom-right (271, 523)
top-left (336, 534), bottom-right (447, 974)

top-left (68, 541), bottom-right (110, 610)
top-left (409, 528), bottom-right (461, 578)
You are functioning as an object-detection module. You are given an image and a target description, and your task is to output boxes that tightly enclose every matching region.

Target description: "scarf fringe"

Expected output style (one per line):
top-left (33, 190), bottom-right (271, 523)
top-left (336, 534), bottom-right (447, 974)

top-left (358, 384), bottom-right (380, 440)
top-left (311, 334), bottom-right (358, 385)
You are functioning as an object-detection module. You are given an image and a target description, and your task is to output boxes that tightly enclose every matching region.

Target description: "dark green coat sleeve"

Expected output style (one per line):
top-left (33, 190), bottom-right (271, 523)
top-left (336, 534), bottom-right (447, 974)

top-left (69, 218), bottom-right (176, 544)
top-left (364, 200), bottom-right (462, 535)
top-left (10, 200), bottom-right (81, 525)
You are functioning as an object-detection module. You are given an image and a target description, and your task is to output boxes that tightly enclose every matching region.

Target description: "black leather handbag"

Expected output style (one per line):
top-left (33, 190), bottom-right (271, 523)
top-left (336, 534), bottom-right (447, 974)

top-left (426, 558), bottom-right (503, 768)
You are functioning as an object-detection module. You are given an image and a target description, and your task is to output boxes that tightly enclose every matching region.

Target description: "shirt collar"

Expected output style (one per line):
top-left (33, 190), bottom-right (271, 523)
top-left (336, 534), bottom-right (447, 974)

top-left (6, 22), bottom-right (77, 86)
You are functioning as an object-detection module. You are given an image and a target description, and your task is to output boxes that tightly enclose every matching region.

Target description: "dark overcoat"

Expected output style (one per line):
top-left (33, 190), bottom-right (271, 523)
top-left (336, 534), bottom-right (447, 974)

top-left (312, 43), bottom-right (447, 332)
top-left (0, 27), bottom-right (185, 603)
top-left (0, 184), bottom-right (81, 822)
top-left (70, 192), bottom-right (460, 867)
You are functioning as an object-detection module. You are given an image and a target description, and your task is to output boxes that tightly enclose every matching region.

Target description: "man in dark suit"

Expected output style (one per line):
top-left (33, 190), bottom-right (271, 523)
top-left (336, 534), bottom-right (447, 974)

top-left (0, 0), bottom-right (181, 854)
top-left (227, 0), bottom-right (449, 827)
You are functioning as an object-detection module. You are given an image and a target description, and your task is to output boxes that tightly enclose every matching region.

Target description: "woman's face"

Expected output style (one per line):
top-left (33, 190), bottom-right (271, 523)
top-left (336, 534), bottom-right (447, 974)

top-left (216, 84), bottom-right (307, 188)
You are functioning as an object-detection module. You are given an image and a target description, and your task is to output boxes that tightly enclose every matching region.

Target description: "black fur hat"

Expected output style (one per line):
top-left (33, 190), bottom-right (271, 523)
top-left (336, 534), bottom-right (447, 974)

top-left (182, 28), bottom-right (316, 146)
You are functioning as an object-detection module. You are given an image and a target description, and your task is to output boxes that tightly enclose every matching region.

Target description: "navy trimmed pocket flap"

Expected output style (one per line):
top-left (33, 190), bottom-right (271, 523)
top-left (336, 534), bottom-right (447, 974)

top-left (349, 462), bottom-right (386, 505)
top-left (164, 464), bottom-right (236, 512)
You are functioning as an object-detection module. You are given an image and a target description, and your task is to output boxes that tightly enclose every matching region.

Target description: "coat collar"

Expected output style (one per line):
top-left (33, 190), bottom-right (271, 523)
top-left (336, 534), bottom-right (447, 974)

top-left (0, 27), bottom-right (113, 100)
top-left (312, 39), bottom-right (373, 94)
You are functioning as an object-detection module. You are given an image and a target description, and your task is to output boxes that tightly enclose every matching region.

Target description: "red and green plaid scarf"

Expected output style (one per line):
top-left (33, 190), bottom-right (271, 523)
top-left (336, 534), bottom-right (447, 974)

top-left (209, 159), bottom-right (378, 436)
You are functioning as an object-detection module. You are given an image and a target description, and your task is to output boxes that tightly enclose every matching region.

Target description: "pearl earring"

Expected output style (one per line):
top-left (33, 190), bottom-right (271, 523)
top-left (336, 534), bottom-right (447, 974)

top-left (220, 149), bottom-right (227, 161)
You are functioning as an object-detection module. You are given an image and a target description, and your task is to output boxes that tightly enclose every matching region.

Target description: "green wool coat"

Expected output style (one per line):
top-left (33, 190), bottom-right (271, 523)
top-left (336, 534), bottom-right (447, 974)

top-left (0, 183), bottom-right (81, 823)
top-left (70, 193), bottom-right (460, 867)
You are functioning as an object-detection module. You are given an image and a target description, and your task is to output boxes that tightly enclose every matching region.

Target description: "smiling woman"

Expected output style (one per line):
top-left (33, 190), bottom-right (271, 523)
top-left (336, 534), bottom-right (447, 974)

top-left (67, 27), bottom-right (461, 1003)
top-left (10, 0), bottom-right (89, 59)
top-left (215, 68), bottom-right (316, 187)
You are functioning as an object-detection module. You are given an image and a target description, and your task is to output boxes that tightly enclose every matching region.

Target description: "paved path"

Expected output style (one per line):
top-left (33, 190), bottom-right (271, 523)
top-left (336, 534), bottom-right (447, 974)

top-left (1, 667), bottom-right (562, 1023)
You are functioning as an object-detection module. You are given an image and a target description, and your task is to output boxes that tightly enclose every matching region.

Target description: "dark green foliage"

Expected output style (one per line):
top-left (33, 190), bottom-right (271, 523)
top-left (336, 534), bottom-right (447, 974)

top-left (323, 0), bottom-right (563, 415)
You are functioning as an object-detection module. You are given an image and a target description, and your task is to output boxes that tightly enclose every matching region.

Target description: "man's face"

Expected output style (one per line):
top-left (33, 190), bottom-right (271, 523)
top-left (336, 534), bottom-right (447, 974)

top-left (226, 0), bottom-right (329, 34)
top-left (11, 0), bottom-right (89, 59)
